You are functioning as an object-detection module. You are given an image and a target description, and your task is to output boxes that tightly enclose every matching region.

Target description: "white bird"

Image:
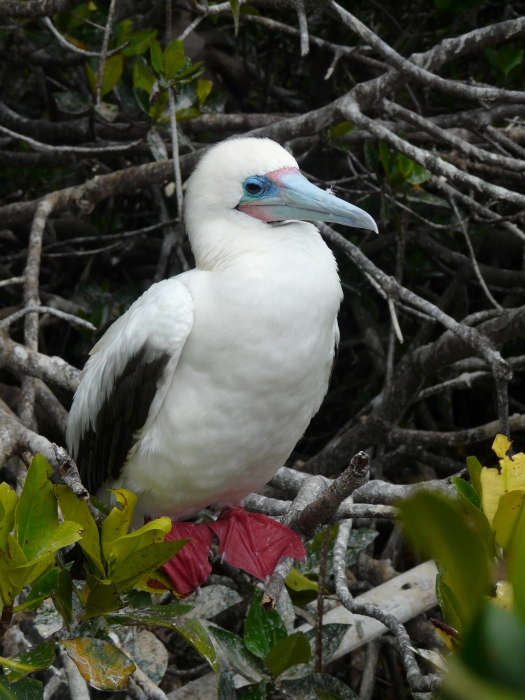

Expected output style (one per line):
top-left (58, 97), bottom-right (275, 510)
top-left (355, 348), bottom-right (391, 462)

top-left (66, 137), bottom-right (377, 593)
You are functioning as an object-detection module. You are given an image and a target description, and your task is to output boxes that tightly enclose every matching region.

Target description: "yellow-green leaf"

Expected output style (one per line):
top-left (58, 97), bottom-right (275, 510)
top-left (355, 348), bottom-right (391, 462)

top-left (84, 575), bottom-right (123, 619)
top-left (132, 61), bottom-right (155, 94)
top-left (466, 455), bottom-right (483, 496)
top-left (171, 618), bottom-right (218, 672)
top-left (286, 567), bottom-right (318, 592)
top-left (493, 434), bottom-right (512, 459)
top-left (62, 638), bottom-right (135, 691)
top-left (0, 484), bottom-right (17, 551)
top-left (134, 568), bottom-right (176, 594)
top-left (150, 37), bottom-right (163, 74)
top-left (85, 62), bottom-right (97, 92)
top-left (106, 517), bottom-right (171, 578)
top-left (0, 676), bottom-right (43, 700)
top-left (9, 552), bottom-right (56, 590)
top-left (55, 485), bottom-right (104, 578)
top-left (196, 78), bottom-right (213, 104)
top-left (111, 539), bottom-right (188, 592)
top-left (493, 490), bottom-right (525, 550)
top-left (15, 455), bottom-right (57, 562)
top-left (0, 535), bottom-right (27, 604)
top-left (229, 0), bottom-right (240, 34)
top-left (100, 54), bottom-right (123, 97)
top-left (101, 489), bottom-right (137, 561)
top-left (0, 641), bottom-right (55, 682)
top-left (264, 631), bottom-right (311, 678)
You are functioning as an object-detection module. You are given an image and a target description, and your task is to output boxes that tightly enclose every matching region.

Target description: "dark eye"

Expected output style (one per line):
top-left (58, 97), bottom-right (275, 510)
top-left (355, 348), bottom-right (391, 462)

top-left (246, 182), bottom-right (262, 195)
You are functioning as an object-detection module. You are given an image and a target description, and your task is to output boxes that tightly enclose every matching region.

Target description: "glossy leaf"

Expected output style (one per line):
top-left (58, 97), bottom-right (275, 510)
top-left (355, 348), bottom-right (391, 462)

top-left (244, 587), bottom-right (288, 659)
top-left (55, 485), bottom-right (104, 578)
top-left (0, 535), bottom-right (27, 604)
top-left (164, 40), bottom-right (186, 79)
top-left (106, 517), bottom-right (172, 578)
top-left (238, 680), bottom-right (266, 699)
top-left (84, 575), bottom-right (123, 619)
top-left (400, 490), bottom-right (491, 628)
top-left (265, 631), bottom-right (311, 678)
top-left (493, 490), bottom-right (525, 550)
top-left (466, 455), bottom-right (483, 496)
top-left (210, 627), bottom-right (264, 682)
top-left (101, 489), bottom-right (137, 557)
top-left (171, 618), bottom-right (218, 672)
top-left (107, 602), bottom-right (194, 626)
top-left (452, 477), bottom-right (480, 509)
top-left (14, 568), bottom-right (59, 613)
top-left (62, 638), bottom-right (135, 691)
top-left (15, 455), bottom-right (57, 562)
top-left (0, 677), bottom-right (43, 700)
top-left (110, 538), bottom-right (188, 591)
top-left (0, 641), bottom-right (55, 682)
top-left (53, 568), bottom-right (73, 629)
top-left (0, 484), bottom-right (18, 550)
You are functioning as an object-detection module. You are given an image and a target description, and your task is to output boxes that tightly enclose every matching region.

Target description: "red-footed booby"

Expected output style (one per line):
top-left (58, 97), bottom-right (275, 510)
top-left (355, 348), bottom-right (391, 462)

top-left (66, 137), bottom-right (377, 595)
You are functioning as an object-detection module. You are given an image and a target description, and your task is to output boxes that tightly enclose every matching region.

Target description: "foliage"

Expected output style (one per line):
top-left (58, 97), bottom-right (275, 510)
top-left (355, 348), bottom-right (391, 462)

top-left (0, 455), bottom-right (217, 697)
top-left (400, 435), bottom-right (525, 699)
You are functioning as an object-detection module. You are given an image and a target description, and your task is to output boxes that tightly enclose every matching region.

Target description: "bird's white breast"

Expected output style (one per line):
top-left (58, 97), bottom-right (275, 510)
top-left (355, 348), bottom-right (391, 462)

top-left (119, 222), bottom-right (342, 520)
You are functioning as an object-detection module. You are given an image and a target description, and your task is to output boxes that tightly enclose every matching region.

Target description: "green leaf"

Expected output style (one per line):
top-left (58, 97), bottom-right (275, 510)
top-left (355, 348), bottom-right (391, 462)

top-left (150, 37), bottom-right (164, 74)
top-left (283, 673), bottom-right (359, 700)
top-left (107, 603), bottom-right (195, 627)
top-left (346, 528), bottom-right (378, 567)
top-left (493, 490), bottom-right (525, 551)
top-left (14, 568), bottom-right (59, 613)
top-left (84, 574), bottom-right (123, 619)
top-left (123, 30), bottom-right (158, 56)
top-left (8, 553), bottom-right (56, 591)
top-left (238, 680), bottom-right (266, 700)
top-left (467, 456), bottom-right (483, 496)
top-left (314, 689), bottom-right (346, 700)
top-left (218, 672), bottom-right (236, 700)
top-left (0, 484), bottom-right (18, 551)
top-left (230, 0), bottom-right (240, 34)
top-left (15, 455), bottom-right (57, 562)
top-left (196, 78), bottom-right (213, 104)
top-left (53, 568), bottom-right (73, 629)
top-left (460, 604), bottom-right (525, 693)
top-left (0, 677), bottom-right (43, 700)
top-left (110, 539), bottom-right (188, 592)
top-left (85, 62), bottom-right (97, 92)
top-left (0, 642), bottom-right (55, 682)
top-left (437, 575), bottom-right (463, 635)
top-left (330, 122), bottom-right (354, 139)
top-left (265, 632), bottom-right (311, 678)
top-left (306, 624), bottom-right (349, 669)
top-left (406, 162), bottom-right (432, 185)
top-left (133, 61), bottom-right (155, 94)
top-left (399, 490), bottom-right (491, 628)
top-left (164, 39), bottom-right (186, 79)
top-left (100, 54), bottom-right (123, 97)
top-left (452, 477), bottom-right (480, 509)
top-left (285, 567), bottom-right (318, 606)
top-left (55, 485), bottom-right (104, 578)
top-left (507, 497), bottom-right (525, 624)
top-left (101, 488), bottom-right (137, 560)
top-left (244, 587), bottom-right (287, 659)
top-left (106, 517), bottom-right (172, 578)
top-left (62, 638), bottom-right (135, 691)
top-left (171, 618), bottom-right (218, 672)
top-left (444, 658), bottom-right (525, 700)
top-left (0, 535), bottom-right (27, 605)
top-left (210, 627), bottom-right (264, 682)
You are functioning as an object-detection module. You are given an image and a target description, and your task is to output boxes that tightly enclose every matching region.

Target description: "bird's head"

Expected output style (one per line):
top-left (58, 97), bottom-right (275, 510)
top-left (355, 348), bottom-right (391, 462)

top-left (185, 137), bottom-right (377, 268)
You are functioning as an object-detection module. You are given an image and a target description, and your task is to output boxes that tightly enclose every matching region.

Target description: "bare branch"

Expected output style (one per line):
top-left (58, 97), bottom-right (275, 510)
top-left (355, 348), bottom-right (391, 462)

top-left (0, 0), bottom-right (70, 18)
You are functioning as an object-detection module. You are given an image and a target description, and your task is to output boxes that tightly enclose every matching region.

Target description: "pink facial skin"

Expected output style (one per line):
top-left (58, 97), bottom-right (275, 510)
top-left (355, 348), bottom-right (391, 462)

top-left (237, 167), bottom-right (300, 222)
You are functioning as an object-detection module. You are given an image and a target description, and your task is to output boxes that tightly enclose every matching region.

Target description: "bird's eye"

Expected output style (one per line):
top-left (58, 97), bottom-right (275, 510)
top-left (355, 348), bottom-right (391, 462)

top-left (245, 182), bottom-right (262, 195)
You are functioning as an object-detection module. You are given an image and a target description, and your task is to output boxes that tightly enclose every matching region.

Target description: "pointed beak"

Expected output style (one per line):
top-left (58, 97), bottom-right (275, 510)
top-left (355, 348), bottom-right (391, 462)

top-left (239, 169), bottom-right (378, 233)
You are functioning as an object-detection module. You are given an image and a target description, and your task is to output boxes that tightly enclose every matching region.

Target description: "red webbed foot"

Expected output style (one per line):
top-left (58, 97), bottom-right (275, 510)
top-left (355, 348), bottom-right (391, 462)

top-left (209, 505), bottom-right (306, 580)
top-left (160, 521), bottom-right (213, 596)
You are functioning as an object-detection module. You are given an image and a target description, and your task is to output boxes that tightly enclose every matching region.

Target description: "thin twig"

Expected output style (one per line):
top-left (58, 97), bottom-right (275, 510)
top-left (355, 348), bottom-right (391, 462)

top-left (95, 0), bottom-right (118, 105)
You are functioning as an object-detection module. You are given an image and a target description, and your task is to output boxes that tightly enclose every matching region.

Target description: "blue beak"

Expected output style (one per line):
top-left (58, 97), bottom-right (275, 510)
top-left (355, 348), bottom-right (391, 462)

top-left (238, 169), bottom-right (378, 233)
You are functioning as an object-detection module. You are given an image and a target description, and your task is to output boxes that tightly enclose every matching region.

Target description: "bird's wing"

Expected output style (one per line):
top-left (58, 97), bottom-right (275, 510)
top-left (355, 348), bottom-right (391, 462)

top-left (66, 278), bottom-right (194, 495)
